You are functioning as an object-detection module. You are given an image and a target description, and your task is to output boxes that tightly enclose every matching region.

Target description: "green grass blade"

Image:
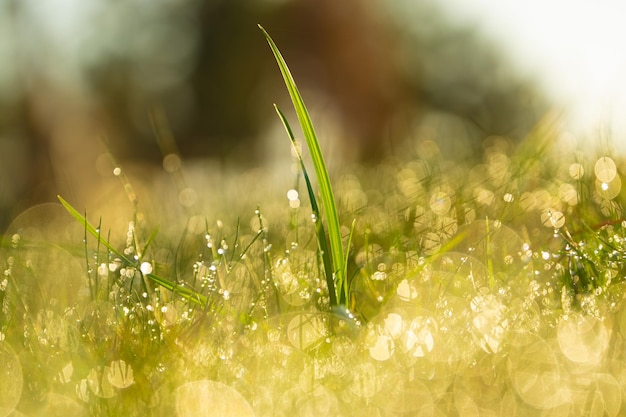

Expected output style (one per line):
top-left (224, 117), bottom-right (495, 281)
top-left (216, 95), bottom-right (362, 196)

top-left (274, 104), bottom-right (337, 306)
top-left (261, 25), bottom-right (345, 306)
top-left (57, 195), bottom-right (206, 305)
top-left (58, 195), bottom-right (132, 263)
top-left (340, 219), bottom-right (356, 305)
top-left (139, 226), bottom-right (159, 259)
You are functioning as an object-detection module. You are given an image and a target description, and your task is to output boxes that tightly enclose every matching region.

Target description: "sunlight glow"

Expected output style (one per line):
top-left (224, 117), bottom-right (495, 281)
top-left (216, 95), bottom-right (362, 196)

top-left (438, 0), bottom-right (626, 149)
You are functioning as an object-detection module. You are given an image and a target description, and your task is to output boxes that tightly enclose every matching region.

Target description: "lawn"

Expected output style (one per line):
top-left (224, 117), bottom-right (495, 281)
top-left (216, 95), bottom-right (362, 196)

top-left (1, 27), bottom-right (625, 417)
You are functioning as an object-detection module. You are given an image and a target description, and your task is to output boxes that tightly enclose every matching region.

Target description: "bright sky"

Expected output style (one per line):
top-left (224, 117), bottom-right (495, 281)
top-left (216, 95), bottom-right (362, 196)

top-left (438, 0), bottom-right (626, 147)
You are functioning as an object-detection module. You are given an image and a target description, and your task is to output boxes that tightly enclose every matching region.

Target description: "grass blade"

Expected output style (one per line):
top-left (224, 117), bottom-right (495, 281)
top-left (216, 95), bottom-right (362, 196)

top-left (261, 25), bottom-right (345, 306)
top-left (57, 195), bottom-right (206, 305)
top-left (275, 104), bottom-right (337, 306)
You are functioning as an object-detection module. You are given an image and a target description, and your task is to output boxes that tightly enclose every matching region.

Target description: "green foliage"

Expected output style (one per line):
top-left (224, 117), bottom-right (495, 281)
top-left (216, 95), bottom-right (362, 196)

top-left (3, 24), bottom-right (626, 417)
top-left (58, 195), bottom-right (207, 306)
top-left (260, 25), bottom-right (347, 307)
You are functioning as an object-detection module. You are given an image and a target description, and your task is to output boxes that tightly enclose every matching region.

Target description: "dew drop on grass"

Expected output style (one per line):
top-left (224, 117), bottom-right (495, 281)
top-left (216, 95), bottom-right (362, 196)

top-left (140, 262), bottom-right (153, 275)
top-left (0, 342), bottom-right (22, 416)
top-left (541, 209), bottom-right (565, 229)
top-left (286, 189), bottom-right (299, 201)
top-left (10, 233), bottom-right (19, 248)
top-left (371, 271), bottom-right (387, 281)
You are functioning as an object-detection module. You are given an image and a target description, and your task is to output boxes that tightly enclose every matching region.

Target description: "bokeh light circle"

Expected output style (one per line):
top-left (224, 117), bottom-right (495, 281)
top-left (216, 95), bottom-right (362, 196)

top-left (594, 157), bottom-right (617, 183)
top-left (175, 380), bottom-right (254, 417)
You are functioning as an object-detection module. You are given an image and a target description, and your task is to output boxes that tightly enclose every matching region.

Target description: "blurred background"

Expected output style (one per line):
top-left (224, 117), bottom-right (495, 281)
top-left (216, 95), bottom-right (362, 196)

top-left (1, 0), bottom-right (623, 231)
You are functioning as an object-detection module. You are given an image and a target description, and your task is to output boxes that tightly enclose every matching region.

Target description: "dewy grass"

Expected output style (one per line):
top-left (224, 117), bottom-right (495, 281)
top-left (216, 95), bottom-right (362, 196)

top-left (7, 23), bottom-right (626, 417)
top-left (274, 104), bottom-right (337, 307)
top-left (58, 195), bottom-right (207, 306)
top-left (260, 25), bottom-right (347, 307)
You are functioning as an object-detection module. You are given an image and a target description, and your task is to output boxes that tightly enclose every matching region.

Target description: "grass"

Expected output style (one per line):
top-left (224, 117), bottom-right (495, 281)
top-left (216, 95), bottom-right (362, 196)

top-left (1, 26), bottom-right (626, 417)
top-left (260, 25), bottom-right (347, 308)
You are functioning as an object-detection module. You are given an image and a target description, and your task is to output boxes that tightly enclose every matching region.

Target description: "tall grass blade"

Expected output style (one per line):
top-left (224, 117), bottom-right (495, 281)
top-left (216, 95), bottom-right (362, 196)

top-left (260, 25), bottom-right (345, 306)
top-left (274, 104), bottom-right (337, 306)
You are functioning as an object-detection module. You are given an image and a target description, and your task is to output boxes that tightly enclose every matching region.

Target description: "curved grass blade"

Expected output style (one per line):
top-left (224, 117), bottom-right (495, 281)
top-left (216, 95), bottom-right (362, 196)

top-left (339, 219), bottom-right (356, 305)
top-left (274, 104), bottom-right (337, 306)
top-left (57, 195), bottom-right (206, 305)
top-left (261, 25), bottom-right (345, 306)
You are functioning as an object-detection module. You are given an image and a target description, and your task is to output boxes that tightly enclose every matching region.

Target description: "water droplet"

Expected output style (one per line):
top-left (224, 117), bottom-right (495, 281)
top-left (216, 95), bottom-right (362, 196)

top-left (140, 262), bottom-right (153, 275)
top-left (371, 271), bottom-right (387, 281)
top-left (541, 209), bottom-right (565, 229)
top-left (287, 189), bottom-right (299, 201)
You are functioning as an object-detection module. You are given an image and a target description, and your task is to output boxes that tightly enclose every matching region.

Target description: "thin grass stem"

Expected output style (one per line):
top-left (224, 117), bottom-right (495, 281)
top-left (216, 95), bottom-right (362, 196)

top-left (261, 25), bottom-right (345, 306)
